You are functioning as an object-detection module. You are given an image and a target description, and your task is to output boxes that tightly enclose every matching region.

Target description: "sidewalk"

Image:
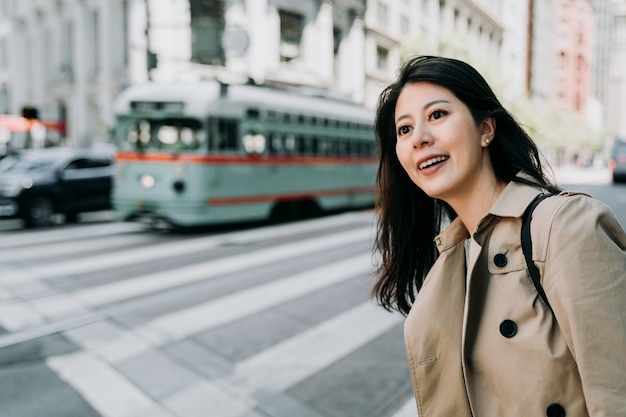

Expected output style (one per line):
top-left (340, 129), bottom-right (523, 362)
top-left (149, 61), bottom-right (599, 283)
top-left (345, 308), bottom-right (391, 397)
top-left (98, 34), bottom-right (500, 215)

top-left (550, 165), bottom-right (612, 186)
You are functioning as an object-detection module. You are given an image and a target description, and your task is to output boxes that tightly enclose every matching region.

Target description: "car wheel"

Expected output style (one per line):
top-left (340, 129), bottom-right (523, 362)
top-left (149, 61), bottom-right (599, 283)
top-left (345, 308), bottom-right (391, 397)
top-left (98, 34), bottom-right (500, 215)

top-left (23, 197), bottom-right (55, 228)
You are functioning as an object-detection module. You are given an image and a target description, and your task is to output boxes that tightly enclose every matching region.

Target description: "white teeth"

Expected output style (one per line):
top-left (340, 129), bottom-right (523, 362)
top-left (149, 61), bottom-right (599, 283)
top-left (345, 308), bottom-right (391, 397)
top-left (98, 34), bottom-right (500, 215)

top-left (419, 156), bottom-right (449, 170)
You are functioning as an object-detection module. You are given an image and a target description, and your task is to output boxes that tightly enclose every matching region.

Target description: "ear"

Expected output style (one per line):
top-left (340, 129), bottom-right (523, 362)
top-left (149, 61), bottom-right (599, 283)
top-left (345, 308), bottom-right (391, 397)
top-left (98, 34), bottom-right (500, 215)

top-left (480, 117), bottom-right (496, 147)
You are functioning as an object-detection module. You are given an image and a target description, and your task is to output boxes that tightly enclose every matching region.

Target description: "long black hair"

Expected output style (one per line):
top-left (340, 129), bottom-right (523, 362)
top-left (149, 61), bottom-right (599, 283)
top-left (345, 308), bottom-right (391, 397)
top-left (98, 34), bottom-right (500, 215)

top-left (372, 55), bottom-right (559, 315)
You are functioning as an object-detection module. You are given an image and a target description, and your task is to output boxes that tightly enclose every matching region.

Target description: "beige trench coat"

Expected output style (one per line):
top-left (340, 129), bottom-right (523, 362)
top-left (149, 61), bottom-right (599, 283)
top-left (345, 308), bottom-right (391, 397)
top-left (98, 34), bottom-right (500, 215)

top-left (404, 181), bottom-right (626, 417)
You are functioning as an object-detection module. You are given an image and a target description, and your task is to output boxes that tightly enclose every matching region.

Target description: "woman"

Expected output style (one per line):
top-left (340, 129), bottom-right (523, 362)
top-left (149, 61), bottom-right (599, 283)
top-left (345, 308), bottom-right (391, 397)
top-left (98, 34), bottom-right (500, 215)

top-left (372, 55), bottom-right (626, 416)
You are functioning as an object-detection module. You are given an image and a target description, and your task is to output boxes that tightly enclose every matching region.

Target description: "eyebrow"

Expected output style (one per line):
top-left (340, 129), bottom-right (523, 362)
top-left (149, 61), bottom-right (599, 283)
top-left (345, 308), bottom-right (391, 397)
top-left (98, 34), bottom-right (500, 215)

top-left (395, 99), bottom-right (451, 124)
top-left (423, 99), bottom-right (450, 110)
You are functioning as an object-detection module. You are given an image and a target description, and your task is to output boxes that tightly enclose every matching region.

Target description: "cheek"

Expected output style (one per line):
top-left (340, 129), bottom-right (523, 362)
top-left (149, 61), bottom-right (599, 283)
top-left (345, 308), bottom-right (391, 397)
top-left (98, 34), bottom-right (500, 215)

top-left (395, 142), bottom-right (415, 175)
top-left (395, 142), bottom-right (409, 167)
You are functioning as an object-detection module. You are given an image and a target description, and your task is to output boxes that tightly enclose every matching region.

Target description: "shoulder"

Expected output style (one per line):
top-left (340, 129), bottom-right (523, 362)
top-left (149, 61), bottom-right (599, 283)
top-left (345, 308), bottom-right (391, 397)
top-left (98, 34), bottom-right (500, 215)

top-left (538, 191), bottom-right (618, 228)
top-left (532, 191), bottom-right (626, 259)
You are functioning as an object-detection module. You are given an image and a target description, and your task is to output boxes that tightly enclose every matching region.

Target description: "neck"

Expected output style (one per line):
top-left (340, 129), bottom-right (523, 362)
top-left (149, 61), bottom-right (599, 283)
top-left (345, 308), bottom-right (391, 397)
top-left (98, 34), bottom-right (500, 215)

top-left (447, 176), bottom-right (505, 235)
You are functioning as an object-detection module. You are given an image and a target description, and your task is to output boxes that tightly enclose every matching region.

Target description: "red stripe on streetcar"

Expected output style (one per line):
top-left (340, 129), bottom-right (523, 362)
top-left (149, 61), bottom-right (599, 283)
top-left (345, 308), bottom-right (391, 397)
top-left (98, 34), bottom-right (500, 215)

top-left (115, 152), bottom-right (377, 165)
top-left (208, 187), bottom-right (375, 206)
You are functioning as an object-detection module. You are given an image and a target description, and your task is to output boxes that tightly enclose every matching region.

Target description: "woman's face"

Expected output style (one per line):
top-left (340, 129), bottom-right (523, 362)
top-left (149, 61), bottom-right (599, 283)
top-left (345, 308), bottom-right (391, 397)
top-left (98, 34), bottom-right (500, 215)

top-left (394, 82), bottom-right (494, 203)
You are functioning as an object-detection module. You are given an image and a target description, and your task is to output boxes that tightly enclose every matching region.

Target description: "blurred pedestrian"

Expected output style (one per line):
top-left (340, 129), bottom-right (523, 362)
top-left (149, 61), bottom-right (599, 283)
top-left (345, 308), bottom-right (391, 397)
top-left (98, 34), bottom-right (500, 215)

top-left (372, 55), bottom-right (626, 416)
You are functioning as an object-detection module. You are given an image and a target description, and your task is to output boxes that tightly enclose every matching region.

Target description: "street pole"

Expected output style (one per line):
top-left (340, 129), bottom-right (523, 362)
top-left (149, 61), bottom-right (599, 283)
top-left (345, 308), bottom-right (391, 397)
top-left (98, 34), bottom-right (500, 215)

top-left (145, 0), bottom-right (152, 81)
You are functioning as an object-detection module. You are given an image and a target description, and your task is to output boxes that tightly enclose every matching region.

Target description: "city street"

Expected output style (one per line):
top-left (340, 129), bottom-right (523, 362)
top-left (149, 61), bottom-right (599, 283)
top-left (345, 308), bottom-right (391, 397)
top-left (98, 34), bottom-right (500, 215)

top-left (0, 211), bottom-right (414, 417)
top-left (0, 169), bottom-right (624, 417)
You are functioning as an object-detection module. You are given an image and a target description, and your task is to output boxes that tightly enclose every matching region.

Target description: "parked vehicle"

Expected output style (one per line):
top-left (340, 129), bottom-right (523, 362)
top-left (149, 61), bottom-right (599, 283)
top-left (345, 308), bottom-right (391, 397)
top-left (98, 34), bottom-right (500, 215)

top-left (609, 139), bottom-right (626, 183)
top-left (0, 147), bottom-right (114, 227)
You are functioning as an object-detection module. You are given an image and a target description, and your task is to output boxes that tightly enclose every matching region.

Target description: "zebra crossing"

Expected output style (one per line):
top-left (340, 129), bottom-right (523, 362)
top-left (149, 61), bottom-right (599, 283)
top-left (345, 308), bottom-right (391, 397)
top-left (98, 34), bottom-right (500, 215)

top-left (0, 212), bottom-right (418, 417)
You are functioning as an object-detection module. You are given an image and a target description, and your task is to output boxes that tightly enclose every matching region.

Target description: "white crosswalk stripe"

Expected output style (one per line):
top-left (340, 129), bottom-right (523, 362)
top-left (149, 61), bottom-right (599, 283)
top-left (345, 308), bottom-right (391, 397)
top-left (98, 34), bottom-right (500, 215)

top-left (0, 212), bottom-right (415, 417)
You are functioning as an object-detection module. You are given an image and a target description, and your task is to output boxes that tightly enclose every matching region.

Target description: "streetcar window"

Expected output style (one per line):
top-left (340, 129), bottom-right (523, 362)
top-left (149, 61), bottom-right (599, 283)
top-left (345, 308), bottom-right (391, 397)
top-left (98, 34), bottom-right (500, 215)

top-left (215, 119), bottom-right (238, 152)
top-left (337, 141), bottom-right (348, 156)
top-left (117, 117), bottom-right (205, 152)
top-left (158, 126), bottom-right (177, 145)
top-left (318, 138), bottom-right (329, 156)
top-left (139, 120), bottom-right (151, 146)
top-left (327, 139), bottom-right (337, 156)
top-left (312, 137), bottom-right (319, 155)
top-left (269, 133), bottom-right (283, 155)
top-left (243, 131), bottom-right (266, 155)
top-left (285, 134), bottom-right (296, 155)
top-left (247, 108), bottom-right (260, 119)
top-left (297, 136), bottom-right (308, 155)
top-left (359, 141), bottom-right (368, 156)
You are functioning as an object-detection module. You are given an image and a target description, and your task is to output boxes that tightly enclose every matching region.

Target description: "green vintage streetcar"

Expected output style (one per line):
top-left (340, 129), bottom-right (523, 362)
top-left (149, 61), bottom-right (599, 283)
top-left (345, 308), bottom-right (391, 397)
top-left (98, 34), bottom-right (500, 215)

top-left (112, 80), bottom-right (377, 227)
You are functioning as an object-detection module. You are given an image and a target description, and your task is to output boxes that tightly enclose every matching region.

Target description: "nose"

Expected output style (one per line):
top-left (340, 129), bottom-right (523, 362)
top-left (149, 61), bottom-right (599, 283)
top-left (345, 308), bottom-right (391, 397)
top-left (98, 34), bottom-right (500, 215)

top-left (412, 126), bottom-right (433, 148)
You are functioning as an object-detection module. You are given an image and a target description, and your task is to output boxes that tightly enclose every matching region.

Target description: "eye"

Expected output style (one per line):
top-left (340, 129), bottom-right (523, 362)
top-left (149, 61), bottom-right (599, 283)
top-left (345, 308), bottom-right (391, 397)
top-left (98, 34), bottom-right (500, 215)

top-left (396, 125), bottom-right (412, 137)
top-left (428, 110), bottom-right (447, 121)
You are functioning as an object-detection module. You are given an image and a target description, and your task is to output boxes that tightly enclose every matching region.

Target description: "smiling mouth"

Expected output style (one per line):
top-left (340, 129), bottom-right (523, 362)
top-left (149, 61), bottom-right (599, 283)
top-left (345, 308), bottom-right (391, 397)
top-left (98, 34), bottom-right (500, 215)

top-left (419, 156), bottom-right (449, 170)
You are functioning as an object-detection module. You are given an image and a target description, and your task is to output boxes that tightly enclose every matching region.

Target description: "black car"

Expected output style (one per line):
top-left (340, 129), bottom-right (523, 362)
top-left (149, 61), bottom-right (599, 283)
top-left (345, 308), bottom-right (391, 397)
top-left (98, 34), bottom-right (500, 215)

top-left (0, 147), bottom-right (114, 227)
top-left (609, 139), bottom-right (626, 183)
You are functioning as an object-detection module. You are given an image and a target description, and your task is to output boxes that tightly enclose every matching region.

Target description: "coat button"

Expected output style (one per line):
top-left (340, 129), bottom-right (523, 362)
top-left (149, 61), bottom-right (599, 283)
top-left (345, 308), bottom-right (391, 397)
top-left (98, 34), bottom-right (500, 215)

top-left (546, 403), bottom-right (566, 417)
top-left (499, 320), bottom-right (517, 338)
top-left (494, 253), bottom-right (508, 267)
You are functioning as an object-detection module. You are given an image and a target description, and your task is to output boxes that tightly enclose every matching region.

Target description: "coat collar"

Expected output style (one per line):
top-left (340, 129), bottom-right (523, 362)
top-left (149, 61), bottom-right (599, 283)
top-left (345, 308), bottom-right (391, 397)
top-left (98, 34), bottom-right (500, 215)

top-left (488, 179), bottom-right (544, 218)
top-left (434, 179), bottom-right (545, 253)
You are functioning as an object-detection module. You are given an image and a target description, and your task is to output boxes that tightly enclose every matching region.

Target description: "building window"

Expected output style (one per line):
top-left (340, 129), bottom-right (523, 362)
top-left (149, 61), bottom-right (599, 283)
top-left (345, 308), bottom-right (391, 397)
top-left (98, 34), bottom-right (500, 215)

top-left (377, 1), bottom-right (388, 26)
top-left (91, 10), bottom-right (100, 76)
top-left (377, 45), bottom-right (389, 71)
top-left (190, 0), bottom-right (225, 66)
top-left (0, 39), bottom-right (6, 72)
top-left (61, 21), bottom-right (73, 78)
top-left (122, 0), bottom-right (130, 65)
top-left (279, 9), bottom-right (304, 62)
top-left (400, 14), bottom-right (409, 35)
top-left (333, 26), bottom-right (342, 56)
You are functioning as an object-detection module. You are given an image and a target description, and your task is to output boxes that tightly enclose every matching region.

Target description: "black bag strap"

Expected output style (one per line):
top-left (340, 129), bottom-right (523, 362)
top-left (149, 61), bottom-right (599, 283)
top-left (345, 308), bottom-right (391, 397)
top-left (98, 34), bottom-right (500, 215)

top-left (521, 193), bottom-right (554, 311)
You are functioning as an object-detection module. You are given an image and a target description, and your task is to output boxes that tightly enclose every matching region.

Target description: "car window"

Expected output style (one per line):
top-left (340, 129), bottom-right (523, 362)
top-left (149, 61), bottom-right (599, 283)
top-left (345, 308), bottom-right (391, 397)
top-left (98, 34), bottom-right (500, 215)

top-left (61, 157), bottom-right (113, 180)
top-left (614, 143), bottom-right (626, 155)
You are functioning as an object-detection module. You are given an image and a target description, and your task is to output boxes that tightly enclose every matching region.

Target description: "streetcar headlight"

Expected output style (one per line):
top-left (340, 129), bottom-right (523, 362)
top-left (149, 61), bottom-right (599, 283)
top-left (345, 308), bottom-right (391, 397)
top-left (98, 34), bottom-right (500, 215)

top-left (139, 174), bottom-right (156, 188)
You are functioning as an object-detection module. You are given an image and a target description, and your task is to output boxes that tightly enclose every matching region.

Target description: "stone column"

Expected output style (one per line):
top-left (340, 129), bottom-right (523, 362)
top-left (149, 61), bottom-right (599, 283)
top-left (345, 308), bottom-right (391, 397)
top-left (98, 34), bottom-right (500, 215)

top-left (98, 0), bottom-right (113, 130)
top-left (246, 0), bottom-right (268, 84)
top-left (311, 0), bottom-right (334, 84)
top-left (339, 13), bottom-right (365, 103)
top-left (70, 1), bottom-right (88, 146)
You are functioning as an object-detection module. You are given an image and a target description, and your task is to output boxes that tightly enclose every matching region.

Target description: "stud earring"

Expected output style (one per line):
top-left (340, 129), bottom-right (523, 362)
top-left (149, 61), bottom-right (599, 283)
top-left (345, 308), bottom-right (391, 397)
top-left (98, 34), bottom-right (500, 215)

top-left (485, 139), bottom-right (490, 145)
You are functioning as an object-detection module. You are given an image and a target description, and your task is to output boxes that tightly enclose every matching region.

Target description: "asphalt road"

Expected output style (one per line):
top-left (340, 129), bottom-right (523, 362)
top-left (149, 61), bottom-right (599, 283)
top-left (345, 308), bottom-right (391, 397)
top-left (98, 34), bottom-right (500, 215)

top-left (0, 171), bottom-right (623, 417)
top-left (0, 211), bottom-right (414, 417)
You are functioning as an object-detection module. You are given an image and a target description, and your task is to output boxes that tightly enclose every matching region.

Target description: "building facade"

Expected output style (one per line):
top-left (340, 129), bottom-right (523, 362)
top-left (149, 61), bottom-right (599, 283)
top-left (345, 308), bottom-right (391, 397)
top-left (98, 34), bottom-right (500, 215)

top-left (362, 0), bottom-right (504, 107)
top-left (2, 0), bottom-right (618, 146)
top-left (2, 0), bottom-right (130, 146)
top-left (500, 0), bottom-right (530, 98)
top-left (528, 0), bottom-right (555, 102)
top-left (553, 0), bottom-right (594, 118)
top-left (1, 0), bottom-right (369, 146)
top-left (607, 0), bottom-right (626, 137)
